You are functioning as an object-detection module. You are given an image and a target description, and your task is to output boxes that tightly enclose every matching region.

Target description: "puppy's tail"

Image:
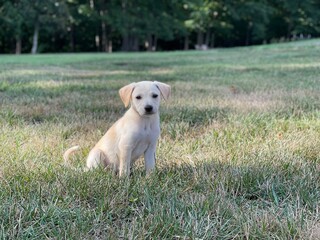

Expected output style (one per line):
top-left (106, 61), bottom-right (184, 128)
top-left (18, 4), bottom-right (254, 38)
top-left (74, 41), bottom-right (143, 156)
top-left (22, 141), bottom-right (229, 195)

top-left (63, 146), bottom-right (80, 166)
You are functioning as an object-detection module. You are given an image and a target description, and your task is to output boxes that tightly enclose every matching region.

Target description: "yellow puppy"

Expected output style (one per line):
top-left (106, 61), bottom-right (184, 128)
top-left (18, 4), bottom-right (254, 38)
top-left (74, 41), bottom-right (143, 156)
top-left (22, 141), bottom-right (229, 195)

top-left (64, 81), bottom-right (171, 177)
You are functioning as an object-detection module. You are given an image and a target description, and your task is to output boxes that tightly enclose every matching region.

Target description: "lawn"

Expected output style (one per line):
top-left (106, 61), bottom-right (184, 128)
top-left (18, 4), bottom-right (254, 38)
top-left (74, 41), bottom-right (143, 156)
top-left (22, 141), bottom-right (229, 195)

top-left (0, 40), bottom-right (320, 239)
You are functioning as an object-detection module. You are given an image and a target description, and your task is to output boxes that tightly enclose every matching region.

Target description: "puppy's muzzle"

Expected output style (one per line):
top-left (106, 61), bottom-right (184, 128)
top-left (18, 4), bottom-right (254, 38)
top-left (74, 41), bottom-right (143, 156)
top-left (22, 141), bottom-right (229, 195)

top-left (144, 105), bottom-right (154, 114)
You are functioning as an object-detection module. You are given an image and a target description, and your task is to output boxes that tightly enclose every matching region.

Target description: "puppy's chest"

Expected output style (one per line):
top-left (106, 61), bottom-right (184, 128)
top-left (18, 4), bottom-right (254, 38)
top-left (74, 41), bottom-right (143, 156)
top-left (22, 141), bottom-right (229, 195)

top-left (135, 128), bottom-right (155, 147)
top-left (131, 125), bottom-right (159, 158)
top-left (137, 122), bottom-right (159, 139)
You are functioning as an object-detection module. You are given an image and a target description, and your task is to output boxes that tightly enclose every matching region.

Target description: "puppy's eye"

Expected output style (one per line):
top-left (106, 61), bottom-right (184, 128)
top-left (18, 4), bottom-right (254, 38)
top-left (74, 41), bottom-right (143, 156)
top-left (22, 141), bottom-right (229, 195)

top-left (152, 94), bottom-right (158, 98)
top-left (136, 96), bottom-right (142, 100)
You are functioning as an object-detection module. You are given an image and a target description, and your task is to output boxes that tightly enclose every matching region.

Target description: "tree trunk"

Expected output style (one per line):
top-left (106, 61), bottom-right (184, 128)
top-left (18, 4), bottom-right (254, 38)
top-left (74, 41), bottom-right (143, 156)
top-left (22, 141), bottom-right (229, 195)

top-left (95, 34), bottom-right (100, 51)
top-left (197, 31), bottom-right (203, 46)
top-left (245, 26), bottom-right (250, 46)
top-left (15, 35), bottom-right (21, 54)
top-left (100, 9), bottom-right (108, 52)
top-left (287, 21), bottom-right (292, 39)
top-left (69, 24), bottom-right (75, 52)
top-left (108, 40), bottom-right (112, 53)
top-left (205, 29), bottom-right (211, 47)
top-left (121, 34), bottom-right (129, 51)
top-left (132, 35), bottom-right (139, 51)
top-left (147, 34), bottom-right (152, 51)
top-left (31, 20), bottom-right (39, 54)
top-left (184, 36), bottom-right (189, 50)
top-left (153, 36), bottom-right (157, 51)
top-left (121, 0), bottom-right (129, 51)
top-left (210, 33), bottom-right (215, 48)
top-left (122, 34), bottom-right (139, 51)
top-left (147, 35), bottom-right (157, 51)
top-left (101, 20), bottom-right (107, 52)
top-left (245, 22), bottom-right (252, 46)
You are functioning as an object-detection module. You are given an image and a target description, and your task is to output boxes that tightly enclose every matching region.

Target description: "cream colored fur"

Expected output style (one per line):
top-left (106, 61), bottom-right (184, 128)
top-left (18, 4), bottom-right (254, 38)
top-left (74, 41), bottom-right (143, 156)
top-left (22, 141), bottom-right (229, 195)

top-left (63, 81), bottom-right (171, 177)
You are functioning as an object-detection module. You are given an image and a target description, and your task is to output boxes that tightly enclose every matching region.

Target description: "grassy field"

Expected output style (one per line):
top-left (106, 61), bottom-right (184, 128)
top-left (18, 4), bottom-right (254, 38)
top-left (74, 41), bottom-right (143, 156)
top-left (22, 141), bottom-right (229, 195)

top-left (1, 40), bottom-right (320, 239)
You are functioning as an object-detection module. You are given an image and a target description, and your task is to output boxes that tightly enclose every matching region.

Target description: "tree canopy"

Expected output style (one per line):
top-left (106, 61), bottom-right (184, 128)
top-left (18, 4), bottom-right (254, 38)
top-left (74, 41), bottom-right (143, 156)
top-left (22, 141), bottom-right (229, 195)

top-left (0, 0), bottom-right (319, 53)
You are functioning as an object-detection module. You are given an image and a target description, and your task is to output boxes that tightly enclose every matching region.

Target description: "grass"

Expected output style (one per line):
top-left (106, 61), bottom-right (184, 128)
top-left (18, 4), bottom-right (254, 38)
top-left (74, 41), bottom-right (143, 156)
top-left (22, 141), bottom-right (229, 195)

top-left (1, 39), bottom-right (320, 239)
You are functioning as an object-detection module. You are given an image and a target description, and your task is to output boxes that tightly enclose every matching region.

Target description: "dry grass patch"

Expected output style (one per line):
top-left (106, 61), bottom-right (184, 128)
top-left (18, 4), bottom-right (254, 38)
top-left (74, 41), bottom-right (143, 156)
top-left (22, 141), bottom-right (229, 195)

top-left (1, 42), bottom-right (320, 239)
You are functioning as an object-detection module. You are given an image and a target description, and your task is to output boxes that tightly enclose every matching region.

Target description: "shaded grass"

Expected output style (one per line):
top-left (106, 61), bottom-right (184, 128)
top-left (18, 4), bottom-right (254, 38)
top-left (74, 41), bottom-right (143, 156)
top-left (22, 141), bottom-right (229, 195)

top-left (1, 39), bottom-right (320, 239)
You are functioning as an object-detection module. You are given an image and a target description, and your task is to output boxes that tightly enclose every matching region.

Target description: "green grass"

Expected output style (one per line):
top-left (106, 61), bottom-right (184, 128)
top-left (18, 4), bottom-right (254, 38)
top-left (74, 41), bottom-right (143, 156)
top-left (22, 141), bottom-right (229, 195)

top-left (1, 39), bottom-right (320, 239)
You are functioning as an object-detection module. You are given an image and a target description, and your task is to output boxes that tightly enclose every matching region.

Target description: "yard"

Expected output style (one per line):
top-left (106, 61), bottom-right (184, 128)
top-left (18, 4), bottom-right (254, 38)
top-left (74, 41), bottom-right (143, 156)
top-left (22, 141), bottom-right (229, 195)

top-left (0, 40), bottom-right (320, 239)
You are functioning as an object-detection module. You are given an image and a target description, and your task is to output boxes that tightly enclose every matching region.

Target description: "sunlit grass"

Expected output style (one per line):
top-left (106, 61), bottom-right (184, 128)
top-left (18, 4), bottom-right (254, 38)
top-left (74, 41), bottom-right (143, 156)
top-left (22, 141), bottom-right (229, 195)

top-left (1, 40), bottom-right (320, 239)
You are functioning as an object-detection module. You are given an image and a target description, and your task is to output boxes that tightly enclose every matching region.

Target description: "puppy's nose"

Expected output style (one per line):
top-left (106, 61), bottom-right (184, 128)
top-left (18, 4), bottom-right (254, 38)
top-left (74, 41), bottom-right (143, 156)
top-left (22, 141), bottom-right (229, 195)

top-left (144, 105), bottom-right (153, 113)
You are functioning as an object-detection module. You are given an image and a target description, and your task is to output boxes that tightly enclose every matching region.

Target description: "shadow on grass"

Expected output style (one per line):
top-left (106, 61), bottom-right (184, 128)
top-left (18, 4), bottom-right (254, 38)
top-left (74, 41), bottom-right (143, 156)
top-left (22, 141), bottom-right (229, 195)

top-left (2, 157), bottom-right (318, 210)
top-left (162, 106), bottom-right (229, 126)
top-left (1, 81), bottom-right (121, 98)
top-left (1, 142), bottom-right (319, 239)
top-left (0, 81), bottom-right (127, 125)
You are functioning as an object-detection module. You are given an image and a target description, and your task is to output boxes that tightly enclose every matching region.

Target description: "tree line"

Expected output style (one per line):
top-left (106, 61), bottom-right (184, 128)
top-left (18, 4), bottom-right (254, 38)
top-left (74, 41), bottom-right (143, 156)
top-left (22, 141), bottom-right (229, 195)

top-left (0, 0), bottom-right (319, 54)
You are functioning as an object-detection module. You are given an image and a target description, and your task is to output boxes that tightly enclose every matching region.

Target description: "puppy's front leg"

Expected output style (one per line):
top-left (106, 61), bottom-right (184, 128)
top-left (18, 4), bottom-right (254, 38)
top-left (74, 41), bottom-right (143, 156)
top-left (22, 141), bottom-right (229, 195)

top-left (119, 147), bottom-right (132, 177)
top-left (144, 143), bottom-right (157, 174)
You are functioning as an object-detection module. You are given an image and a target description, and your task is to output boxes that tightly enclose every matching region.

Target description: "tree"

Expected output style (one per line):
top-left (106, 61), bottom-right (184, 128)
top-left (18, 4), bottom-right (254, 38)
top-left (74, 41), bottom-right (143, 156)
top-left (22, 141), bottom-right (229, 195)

top-left (1, 0), bottom-right (25, 54)
top-left (184, 0), bottom-right (232, 48)
top-left (228, 0), bottom-right (273, 46)
top-left (0, 0), bottom-right (320, 53)
top-left (20, 0), bottom-right (69, 54)
top-left (268, 0), bottom-right (320, 40)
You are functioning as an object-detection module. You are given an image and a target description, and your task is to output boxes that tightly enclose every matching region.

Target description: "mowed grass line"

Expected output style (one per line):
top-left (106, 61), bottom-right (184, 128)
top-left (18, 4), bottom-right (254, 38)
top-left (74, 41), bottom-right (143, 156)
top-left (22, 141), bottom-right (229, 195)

top-left (0, 40), bottom-right (320, 239)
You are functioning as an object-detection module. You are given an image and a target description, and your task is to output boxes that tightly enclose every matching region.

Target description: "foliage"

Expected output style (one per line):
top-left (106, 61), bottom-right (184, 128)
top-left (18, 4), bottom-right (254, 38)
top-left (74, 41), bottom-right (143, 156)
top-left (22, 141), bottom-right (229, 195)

top-left (0, 0), bottom-right (319, 52)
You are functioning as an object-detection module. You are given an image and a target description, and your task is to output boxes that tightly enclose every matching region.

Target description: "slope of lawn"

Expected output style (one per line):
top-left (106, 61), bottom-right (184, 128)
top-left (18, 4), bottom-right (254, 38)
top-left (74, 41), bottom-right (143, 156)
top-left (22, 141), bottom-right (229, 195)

top-left (0, 40), bottom-right (320, 239)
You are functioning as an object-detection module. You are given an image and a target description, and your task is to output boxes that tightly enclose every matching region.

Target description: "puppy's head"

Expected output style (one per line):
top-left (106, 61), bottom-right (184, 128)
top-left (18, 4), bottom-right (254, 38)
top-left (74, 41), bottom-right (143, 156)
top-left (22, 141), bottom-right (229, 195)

top-left (119, 81), bottom-right (171, 116)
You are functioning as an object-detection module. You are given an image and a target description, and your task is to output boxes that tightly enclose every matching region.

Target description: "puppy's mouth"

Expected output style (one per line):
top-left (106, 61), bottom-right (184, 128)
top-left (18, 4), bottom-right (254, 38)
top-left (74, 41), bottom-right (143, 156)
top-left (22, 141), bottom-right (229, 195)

top-left (143, 111), bottom-right (155, 116)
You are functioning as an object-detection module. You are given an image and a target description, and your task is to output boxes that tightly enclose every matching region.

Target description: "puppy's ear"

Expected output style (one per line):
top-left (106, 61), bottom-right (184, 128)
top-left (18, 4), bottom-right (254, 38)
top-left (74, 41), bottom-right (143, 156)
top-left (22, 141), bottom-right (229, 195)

top-left (154, 81), bottom-right (171, 101)
top-left (119, 83), bottom-right (135, 107)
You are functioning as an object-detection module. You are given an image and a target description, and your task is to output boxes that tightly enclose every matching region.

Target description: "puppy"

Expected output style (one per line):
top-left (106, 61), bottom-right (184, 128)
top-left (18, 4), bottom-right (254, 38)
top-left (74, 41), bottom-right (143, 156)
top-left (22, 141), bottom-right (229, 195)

top-left (63, 81), bottom-right (171, 177)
